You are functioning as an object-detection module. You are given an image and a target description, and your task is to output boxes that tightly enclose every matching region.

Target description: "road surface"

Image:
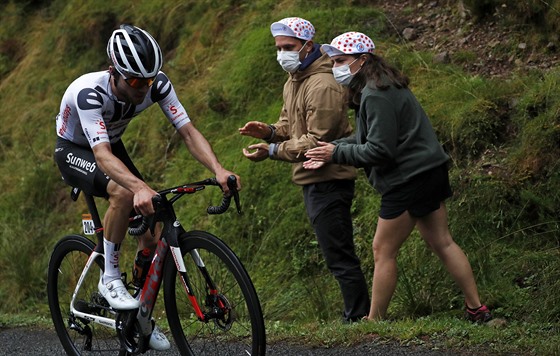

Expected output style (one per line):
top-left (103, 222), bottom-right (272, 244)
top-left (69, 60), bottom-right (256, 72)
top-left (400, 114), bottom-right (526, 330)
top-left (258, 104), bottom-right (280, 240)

top-left (0, 327), bottom-right (471, 355)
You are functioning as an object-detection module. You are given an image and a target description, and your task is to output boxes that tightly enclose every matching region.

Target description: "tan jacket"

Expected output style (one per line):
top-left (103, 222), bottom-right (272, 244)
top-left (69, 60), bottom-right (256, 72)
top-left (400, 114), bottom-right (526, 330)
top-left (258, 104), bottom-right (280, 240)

top-left (269, 52), bottom-right (357, 185)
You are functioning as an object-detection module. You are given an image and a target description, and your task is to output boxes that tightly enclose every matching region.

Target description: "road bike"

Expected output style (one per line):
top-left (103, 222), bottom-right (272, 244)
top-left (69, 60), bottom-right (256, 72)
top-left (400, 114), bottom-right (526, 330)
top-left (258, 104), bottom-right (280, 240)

top-left (47, 176), bottom-right (266, 355)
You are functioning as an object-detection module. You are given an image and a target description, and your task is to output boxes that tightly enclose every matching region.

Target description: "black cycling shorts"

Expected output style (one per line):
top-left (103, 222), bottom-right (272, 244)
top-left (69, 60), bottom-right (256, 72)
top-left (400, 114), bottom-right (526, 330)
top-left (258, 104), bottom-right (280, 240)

top-left (379, 163), bottom-right (452, 220)
top-left (54, 137), bottom-right (143, 197)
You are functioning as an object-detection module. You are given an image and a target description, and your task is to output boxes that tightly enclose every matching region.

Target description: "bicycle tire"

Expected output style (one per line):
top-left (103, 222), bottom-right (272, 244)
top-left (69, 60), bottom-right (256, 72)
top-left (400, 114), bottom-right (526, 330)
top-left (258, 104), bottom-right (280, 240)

top-left (163, 230), bottom-right (266, 355)
top-left (47, 235), bottom-right (121, 355)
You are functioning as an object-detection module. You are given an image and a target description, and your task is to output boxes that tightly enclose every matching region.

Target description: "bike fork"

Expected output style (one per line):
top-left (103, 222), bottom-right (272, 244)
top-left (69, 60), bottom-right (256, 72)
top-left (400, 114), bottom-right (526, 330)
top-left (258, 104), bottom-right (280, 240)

top-left (174, 247), bottom-right (225, 322)
top-left (169, 244), bottom-right (205, 320)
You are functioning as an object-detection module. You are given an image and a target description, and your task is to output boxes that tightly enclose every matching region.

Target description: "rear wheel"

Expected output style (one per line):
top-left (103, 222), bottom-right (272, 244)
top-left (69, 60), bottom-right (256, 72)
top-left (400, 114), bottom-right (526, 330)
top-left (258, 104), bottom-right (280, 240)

top-left (47, 235), bottom-right (121, 355)
top-left (164, 230), bottom-right (266, 355)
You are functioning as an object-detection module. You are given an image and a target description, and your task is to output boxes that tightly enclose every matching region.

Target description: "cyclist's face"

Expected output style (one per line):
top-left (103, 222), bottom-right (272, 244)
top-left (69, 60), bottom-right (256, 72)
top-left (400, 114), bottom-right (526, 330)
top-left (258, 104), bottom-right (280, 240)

top-left (111, 70), bottom-right (151, 105)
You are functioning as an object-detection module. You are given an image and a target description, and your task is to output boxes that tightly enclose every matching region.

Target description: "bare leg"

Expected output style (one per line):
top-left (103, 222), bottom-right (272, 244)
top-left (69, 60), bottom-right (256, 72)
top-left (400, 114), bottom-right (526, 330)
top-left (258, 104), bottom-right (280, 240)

top-left (97, 181), bottom-right (141, 310)
top-left (104, 180), bottom-right (134, 245)
top-left (102, 181), bottom-right (134, 282)
top-left (103, 181), bottom-right (160, 281)
top-left (416, 203), bottom-right (482, 309)
top-left (367, 211), bottom-right (416, 320)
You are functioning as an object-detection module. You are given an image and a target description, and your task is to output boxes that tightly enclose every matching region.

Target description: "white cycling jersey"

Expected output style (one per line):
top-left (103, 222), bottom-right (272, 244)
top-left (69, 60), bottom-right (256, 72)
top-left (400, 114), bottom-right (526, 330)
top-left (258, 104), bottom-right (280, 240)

top-left (56, 70), bottom-right (190, 147)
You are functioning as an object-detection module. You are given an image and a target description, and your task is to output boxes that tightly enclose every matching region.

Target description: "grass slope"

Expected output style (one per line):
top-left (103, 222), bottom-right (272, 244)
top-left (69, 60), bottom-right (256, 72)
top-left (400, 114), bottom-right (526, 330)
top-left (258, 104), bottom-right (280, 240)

top-left (0, 0), bottom-right (558, 354)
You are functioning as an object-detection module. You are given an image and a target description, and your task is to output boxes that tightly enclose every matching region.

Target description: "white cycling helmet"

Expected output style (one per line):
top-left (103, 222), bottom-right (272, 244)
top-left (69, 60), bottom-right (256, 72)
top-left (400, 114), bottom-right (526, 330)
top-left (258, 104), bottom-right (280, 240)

top-left (107, 24), bottom-right (163, 78)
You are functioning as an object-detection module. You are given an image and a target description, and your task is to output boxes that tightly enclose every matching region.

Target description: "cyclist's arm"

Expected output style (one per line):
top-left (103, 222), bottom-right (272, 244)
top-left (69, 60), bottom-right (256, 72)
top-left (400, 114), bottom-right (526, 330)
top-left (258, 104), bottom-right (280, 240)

top-left (153, 72), bottom-right (191, 130)
top-left (177, 122), bottom-right (240, 193)
top-left (153, 73), bottom-right (240, 192)
top-left (92, 143), bottom-right (157, 215)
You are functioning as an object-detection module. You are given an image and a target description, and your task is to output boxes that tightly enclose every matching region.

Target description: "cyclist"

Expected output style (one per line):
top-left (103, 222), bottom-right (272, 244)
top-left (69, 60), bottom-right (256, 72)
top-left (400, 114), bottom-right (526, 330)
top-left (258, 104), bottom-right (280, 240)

top-left (304, 32), bottom-right (491, 322)
top-left (54, 24), bottom-right (240, 350)
top-left (238, 17), bottom-right (370, 322)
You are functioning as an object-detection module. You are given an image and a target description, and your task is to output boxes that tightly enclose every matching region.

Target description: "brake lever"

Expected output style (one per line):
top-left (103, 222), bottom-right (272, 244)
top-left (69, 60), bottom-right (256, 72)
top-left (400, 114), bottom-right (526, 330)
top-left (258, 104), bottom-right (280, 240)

top-left (226, 175), bottom-right (242, 215)
top-left (149, 194), bottom-right (163, 236)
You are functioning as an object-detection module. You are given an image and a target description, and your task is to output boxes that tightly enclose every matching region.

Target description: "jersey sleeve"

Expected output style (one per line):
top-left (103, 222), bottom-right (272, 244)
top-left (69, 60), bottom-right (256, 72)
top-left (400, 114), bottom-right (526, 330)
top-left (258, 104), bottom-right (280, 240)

top-left (75, 87), bottom-right (110, 147)
top-left (151, 72), bottom-right (191, 130)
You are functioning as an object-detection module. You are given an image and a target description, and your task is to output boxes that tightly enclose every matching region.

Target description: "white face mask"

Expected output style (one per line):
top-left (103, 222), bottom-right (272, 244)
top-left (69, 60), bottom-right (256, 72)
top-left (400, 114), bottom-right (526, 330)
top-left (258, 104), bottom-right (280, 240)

top-left (276, 41), bottom-right (308, 73)
top-left (332, 58), bottom-right (360, 86)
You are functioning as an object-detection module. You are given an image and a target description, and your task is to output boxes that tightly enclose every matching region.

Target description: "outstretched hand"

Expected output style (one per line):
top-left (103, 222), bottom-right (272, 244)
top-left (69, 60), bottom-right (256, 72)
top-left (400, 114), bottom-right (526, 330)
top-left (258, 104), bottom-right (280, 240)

top-left (239, 121), bottom-right (272, 139)
top-left (242, 143), bottom-right (269, 162)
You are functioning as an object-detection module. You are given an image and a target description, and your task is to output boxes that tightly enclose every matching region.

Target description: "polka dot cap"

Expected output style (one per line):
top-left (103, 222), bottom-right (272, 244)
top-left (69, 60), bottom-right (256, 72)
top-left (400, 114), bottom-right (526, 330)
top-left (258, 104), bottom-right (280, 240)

top-left (321, 32), bottom-right (375, 57)
top-left (270, 17), bottom-right (315, 41)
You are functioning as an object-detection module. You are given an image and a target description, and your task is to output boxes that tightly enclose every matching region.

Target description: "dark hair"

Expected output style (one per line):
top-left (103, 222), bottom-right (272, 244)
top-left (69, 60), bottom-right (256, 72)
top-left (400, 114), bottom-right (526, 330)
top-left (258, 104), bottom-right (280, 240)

top-left (347, 53), bottom-right (410, 108)
top-left (111, 68), bottom-right (121, 79)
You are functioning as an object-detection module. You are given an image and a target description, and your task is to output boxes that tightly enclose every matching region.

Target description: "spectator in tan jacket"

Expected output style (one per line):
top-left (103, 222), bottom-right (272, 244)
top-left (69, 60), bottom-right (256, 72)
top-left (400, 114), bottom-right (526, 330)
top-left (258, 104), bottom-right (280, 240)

top-left (239, 17), bottom-right (369, 322)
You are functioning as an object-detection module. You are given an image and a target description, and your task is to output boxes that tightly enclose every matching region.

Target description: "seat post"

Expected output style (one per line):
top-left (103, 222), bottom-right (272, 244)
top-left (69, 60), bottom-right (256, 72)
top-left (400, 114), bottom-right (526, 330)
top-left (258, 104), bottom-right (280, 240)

top-left (83, 193), bottom-right (105, 251)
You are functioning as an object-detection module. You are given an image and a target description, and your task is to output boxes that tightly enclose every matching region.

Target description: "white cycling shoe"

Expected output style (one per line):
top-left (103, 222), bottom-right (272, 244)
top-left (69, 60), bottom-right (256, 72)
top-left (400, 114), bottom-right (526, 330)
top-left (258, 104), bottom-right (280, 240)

top-left (98, 278), bottom-right (140, 310)
top-left (149, 325), bottom-right (171, 351)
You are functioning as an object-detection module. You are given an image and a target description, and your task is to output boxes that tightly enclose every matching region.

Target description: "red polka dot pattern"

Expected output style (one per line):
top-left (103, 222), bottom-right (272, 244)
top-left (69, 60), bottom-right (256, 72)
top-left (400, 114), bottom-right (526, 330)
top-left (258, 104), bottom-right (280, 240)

top-left (322, 31), bottom-right (375, 57)
top-left (271, 17), bottom-right (315, 41)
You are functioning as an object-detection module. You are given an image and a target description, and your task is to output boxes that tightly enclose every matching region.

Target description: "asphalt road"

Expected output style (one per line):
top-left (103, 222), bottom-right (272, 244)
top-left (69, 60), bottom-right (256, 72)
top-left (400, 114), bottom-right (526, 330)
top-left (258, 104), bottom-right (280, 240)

top-left (0, 327), bottom-right (470, 356)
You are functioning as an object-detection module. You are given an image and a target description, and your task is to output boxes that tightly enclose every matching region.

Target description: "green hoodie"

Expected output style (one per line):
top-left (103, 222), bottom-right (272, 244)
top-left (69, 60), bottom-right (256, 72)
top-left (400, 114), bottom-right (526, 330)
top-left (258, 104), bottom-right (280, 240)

top-left (332, 83), bottom-right (449, 194)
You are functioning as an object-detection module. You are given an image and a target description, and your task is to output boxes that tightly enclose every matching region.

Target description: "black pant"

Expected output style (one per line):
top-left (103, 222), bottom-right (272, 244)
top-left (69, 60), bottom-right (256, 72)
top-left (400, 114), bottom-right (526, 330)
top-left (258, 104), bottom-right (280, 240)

top-left (303, 180), bottom-right (370, 321)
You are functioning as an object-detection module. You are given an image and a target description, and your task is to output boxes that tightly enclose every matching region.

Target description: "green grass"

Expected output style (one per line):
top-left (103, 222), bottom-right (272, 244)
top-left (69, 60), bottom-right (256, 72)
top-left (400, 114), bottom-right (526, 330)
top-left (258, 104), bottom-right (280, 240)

top-left (0, 0), bottom-right (559, 354)
top-left (267, 316), bottom-right (560, 355)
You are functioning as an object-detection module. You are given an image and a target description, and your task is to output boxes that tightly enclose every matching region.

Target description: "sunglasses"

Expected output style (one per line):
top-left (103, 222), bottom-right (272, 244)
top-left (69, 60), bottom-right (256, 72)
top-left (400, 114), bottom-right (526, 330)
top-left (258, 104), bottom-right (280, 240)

top-left (123, 76), bottom-right (156, 89)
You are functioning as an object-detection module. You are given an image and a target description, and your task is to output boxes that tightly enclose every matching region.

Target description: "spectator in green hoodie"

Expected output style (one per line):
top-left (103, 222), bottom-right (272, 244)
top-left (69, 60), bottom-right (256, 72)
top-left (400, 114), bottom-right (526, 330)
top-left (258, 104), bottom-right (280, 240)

top-left (304, 32), bottom-right (491, 323)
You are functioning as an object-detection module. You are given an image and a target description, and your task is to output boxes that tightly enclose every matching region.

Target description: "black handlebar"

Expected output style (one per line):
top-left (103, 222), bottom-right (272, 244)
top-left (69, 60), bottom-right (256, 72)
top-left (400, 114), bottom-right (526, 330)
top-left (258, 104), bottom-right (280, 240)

top-left (207, 175), bottom-right (240, 215)
top-left (128, 215), bottom-right (152, 236)
top-left (128, 175), bottom-right (241, 236)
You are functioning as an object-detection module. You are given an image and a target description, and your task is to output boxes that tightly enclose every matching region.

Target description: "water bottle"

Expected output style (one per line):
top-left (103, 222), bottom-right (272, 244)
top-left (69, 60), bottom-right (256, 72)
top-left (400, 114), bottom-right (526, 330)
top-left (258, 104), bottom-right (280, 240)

top-left (132, 248), bottom-right (152, 288)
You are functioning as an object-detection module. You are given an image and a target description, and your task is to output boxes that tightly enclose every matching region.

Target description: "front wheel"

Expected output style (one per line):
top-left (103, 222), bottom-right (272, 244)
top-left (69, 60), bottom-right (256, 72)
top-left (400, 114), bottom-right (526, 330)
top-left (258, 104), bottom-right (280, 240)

top-left (164, 230), bottom-right (266, 355)
top-left (47, 235), bottom-right (120, 355)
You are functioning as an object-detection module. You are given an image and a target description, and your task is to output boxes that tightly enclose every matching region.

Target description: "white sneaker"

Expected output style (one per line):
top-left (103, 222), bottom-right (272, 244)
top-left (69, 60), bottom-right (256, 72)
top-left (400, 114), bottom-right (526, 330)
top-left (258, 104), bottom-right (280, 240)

top-left (98, 278), bottom-right (140, 310)
top-left (149, 325), bottom-right (171, 351)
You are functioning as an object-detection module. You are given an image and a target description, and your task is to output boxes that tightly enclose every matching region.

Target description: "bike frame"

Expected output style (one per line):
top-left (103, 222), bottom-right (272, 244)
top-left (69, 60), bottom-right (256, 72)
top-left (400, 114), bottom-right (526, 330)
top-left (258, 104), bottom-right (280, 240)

top-left (67, 185), bottom-right (227, 339)
top-left (69, 250), bottom-right (116, 330)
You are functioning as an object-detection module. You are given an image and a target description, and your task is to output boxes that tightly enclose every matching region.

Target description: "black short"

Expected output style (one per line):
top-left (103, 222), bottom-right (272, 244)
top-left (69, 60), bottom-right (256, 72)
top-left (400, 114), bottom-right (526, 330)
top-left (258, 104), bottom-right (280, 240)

top-left (379, 163), bottom-right (452, 219)
top-left (54, 137), bottom-right (143, 197)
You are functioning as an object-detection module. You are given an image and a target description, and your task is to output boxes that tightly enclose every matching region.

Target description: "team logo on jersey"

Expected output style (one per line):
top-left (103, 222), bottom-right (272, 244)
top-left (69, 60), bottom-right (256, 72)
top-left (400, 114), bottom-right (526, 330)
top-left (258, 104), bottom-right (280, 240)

top-left (58, 105), bottom-right (72, 136)
top-left (78, 88), bottom-right (104, 110)
top-left (150, 73), bottom-right (172, 102)
top-left (65, 153), bottom-right (97, 174)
